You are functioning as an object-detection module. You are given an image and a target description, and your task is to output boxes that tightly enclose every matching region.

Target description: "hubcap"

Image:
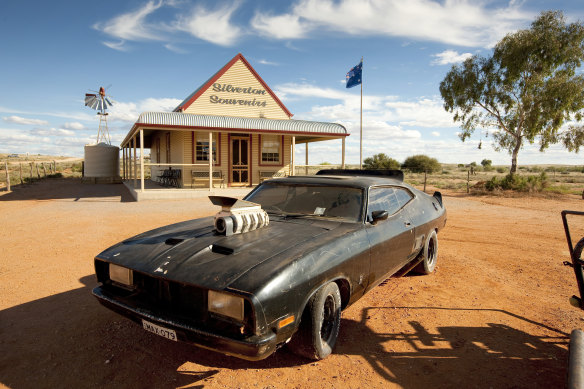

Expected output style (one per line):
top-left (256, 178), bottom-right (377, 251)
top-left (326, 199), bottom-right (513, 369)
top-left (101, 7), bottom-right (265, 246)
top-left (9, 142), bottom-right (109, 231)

top-left (427, 237), bottom-right (436, 266)
top-left (321, 295), bottom-right (336, 342)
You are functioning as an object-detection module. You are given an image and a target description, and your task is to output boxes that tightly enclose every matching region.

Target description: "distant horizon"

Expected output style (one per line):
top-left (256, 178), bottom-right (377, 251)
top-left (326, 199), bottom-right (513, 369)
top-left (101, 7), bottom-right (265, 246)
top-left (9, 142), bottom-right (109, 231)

top-left (1, 152), bottom-right (581, 168)
top-left (1, 1), bottom-right (583, 167)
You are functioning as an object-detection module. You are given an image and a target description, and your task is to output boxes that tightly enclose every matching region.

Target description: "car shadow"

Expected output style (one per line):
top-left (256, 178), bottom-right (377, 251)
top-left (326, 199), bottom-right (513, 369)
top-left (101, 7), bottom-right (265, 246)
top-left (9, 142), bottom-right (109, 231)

top-left (0, 178), bottom-right (134, 202)
top-left (0, 275), bottom-right (308, 389)
top-left (335, 306), bottom-right (569, 388)
top-left (0, 279), bottom-right (570, 388)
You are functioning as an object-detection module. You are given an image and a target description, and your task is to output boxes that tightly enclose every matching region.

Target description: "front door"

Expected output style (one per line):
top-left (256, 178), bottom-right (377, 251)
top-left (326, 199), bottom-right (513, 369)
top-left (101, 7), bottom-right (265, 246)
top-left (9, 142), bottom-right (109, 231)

top-left (231, 136), bottom-right (249, 186)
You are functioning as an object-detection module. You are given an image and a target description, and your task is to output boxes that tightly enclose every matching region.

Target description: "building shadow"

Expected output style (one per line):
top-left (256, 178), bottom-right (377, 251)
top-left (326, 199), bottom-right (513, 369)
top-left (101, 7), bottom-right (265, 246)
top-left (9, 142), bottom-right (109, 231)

top-left (0, 178), bottom-right (134, 202)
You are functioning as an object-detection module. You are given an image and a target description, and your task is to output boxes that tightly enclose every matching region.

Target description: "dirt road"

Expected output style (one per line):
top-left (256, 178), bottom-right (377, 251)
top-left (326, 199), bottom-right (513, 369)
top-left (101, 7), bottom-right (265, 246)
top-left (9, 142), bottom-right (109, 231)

top-left (1, 179), bottom-right (583, 388)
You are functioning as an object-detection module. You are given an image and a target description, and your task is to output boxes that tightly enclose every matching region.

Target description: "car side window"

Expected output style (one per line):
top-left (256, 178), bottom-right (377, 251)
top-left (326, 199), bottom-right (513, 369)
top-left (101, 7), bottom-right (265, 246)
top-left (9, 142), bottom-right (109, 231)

top-left (367, 187), bottom-right (413, 221)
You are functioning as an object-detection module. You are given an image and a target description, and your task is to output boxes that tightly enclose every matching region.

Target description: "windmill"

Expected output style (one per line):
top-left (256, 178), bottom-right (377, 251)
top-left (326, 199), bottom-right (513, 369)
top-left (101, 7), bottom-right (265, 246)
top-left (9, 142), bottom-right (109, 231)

top-left (85, 86), bottom-right (114, 144)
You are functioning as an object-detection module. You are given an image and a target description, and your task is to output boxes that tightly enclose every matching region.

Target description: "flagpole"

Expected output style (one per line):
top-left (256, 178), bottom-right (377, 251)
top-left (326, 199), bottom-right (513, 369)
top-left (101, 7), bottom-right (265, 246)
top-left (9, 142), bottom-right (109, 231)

top-left (359, 56), bottom-right (363, 169)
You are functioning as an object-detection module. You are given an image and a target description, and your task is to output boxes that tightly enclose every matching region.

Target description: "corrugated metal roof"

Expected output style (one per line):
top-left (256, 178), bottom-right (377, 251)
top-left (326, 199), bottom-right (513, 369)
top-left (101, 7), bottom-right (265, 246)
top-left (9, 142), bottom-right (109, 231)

top-left (135, 112), bottom-right (348, 136)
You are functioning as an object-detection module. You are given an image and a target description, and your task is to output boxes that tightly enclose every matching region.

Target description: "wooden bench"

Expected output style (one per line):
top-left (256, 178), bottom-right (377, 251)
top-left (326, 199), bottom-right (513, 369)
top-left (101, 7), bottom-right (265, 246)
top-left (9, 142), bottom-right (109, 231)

top-left (259, 170), bottom-right (287, 182)
top-left (191, 170), bottom-right (224, 188)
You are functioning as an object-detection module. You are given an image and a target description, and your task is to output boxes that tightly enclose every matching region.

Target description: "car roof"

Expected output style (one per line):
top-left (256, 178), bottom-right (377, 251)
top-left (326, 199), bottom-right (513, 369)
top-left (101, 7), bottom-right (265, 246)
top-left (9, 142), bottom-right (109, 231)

top-left (265, 175), bottom-right (406, 189)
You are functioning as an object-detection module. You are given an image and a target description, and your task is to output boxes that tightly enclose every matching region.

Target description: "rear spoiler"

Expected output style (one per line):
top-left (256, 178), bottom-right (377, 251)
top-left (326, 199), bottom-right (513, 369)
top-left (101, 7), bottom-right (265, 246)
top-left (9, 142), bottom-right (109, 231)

top-left (316, 169), bottom-right (404, 182)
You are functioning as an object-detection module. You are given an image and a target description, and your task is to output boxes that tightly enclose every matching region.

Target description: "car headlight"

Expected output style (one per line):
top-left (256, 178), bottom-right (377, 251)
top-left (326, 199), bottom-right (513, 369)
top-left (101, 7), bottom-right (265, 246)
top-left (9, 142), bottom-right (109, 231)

top-left (109, 263), bottom-right (133, 286)
top-left (208, 290), bottom-right (244, 321)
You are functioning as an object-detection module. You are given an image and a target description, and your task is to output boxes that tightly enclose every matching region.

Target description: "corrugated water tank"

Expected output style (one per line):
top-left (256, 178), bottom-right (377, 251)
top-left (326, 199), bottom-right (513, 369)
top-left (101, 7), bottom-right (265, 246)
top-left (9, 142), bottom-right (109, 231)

top-left (84, 143), bottom-right (120, 178)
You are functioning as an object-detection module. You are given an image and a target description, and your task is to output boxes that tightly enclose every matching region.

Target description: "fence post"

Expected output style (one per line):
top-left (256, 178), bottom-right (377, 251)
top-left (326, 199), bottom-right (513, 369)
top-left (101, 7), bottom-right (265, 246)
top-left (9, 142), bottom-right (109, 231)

top-left (467, 170), bottom-right (470, 194)
top-left (423, 170), bottom-right (427, 192)
top-left (36, 163), bottom-right (40, 179)
top-left (29, 163), bottom-right (34, 182)
top-left (4, 161), bottom-right (10, 192)
top-left (42, 162), bottom-right (47, 177)
top-left (19, 163), bottom-right (23, 184)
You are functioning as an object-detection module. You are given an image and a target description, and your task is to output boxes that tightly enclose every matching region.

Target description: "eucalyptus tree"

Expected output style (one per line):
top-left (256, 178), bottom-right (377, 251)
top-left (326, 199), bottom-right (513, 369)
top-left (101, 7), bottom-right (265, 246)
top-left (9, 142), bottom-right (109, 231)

top-left (440, 11), bottom-right (584, 174)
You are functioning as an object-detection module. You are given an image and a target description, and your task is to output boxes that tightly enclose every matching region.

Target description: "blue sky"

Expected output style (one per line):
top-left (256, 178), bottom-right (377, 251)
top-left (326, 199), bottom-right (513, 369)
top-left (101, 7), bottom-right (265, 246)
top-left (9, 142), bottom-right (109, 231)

top-left (1, 0), bottom-right (583, 166)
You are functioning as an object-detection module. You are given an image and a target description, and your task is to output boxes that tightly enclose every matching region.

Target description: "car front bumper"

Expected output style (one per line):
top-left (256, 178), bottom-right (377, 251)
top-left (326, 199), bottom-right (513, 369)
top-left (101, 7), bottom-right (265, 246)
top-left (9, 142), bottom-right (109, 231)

top-left (92, 285), bottom-right (277, 361)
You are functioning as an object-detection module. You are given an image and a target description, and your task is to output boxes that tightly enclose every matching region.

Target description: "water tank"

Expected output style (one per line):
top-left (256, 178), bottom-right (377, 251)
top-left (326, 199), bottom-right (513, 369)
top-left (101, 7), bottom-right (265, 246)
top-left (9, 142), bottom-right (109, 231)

top-left (84, 143), bottom-right (120, 178)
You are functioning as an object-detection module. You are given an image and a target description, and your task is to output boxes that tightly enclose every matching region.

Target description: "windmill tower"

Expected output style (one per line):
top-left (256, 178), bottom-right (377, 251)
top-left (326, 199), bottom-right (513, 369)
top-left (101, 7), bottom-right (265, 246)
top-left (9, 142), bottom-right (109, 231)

top-left (82, 86), bottom-right (121, 183)
top-left (85, 86), bottom-right (113, 144)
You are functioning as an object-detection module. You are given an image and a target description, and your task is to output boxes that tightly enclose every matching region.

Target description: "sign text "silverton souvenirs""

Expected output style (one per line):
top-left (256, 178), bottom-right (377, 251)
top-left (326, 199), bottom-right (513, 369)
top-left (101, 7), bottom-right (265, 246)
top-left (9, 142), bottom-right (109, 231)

top-left (210, 83), bottom-right (267, 107)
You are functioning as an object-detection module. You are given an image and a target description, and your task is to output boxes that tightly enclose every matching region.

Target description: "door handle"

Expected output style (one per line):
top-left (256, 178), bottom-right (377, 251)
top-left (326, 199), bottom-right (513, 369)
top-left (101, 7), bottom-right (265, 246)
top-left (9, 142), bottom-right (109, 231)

top-left (404, 221), bottom-right (412, 227)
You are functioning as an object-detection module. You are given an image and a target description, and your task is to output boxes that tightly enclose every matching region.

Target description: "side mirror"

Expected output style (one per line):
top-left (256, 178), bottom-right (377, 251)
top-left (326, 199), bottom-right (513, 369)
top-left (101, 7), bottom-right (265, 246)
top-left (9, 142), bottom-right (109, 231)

top-left (371, 210), bottom-right (389, 225)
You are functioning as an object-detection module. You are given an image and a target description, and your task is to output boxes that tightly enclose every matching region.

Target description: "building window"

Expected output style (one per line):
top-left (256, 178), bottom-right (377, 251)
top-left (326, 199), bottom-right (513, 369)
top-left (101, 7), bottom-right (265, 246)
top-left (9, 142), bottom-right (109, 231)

top-left (165, 132), bottom-right (171, 162)
top-left (261, 135), bottom-right (281, 164)
top-left (195, 132), bottom-right (218, 163)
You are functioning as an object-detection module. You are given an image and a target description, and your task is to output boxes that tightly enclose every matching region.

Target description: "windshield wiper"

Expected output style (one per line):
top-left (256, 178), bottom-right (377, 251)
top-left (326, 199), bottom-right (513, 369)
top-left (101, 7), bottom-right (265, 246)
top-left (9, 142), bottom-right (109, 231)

top-left (268, 212), bottom-right (314, 219)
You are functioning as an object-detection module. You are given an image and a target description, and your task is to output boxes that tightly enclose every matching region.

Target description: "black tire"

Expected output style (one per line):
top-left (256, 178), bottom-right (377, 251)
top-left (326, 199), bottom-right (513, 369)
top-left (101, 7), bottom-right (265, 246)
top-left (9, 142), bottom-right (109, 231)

top-left (572, 238), bottom-right (584, 300)
top-left (413, 230), bottom-right (438, 275)
top-left (288, 282), bottom-right (342, 360)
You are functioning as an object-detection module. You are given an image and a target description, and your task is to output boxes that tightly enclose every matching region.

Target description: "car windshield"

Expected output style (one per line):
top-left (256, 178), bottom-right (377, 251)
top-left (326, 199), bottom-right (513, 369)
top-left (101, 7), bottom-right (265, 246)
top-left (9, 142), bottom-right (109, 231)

top-left (245, 183), bottom-right (364, 223)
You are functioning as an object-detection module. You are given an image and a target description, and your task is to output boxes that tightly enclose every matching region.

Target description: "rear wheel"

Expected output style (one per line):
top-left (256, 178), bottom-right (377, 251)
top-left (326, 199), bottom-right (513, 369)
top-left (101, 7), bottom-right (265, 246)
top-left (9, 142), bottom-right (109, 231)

top-left (288, 282), bottom-right (341, 360)
top-left (413, 230), bottom-right (438, 274)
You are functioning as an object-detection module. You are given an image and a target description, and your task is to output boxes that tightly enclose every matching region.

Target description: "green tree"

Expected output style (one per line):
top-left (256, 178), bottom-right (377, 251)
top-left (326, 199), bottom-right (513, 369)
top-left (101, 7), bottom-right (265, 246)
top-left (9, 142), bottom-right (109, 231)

top-left (481, 159), bottom-right (492, 168)
top-left (439, 11), bottom-right (584, 174)
top-left (402, 155), bottom-right (441, 173)
top-left (363, 153), bottom-right (400, 170)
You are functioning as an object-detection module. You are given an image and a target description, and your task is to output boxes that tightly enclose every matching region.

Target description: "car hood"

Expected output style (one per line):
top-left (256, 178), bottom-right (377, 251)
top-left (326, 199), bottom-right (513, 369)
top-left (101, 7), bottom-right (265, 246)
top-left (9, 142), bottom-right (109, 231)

top-left (97, 216), bottom-right (350, 290)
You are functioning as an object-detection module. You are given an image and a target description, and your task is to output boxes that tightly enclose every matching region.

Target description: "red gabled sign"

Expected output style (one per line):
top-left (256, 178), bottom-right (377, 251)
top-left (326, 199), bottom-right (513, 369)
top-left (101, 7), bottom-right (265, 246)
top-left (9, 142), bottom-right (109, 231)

top-left (174, 53), bottom-right (293, 118)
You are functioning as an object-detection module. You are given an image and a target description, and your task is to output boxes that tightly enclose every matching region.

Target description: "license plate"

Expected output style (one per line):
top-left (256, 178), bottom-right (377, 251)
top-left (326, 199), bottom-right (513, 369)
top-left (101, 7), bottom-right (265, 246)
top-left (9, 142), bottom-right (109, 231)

top-left (142, 319), bottom-right (177, 342)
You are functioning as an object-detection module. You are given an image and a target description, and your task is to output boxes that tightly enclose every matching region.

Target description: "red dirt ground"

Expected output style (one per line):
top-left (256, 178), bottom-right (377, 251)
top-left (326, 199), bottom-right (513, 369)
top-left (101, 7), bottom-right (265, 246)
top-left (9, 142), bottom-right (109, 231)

top-left (1, 179), bottom-right (583, 388)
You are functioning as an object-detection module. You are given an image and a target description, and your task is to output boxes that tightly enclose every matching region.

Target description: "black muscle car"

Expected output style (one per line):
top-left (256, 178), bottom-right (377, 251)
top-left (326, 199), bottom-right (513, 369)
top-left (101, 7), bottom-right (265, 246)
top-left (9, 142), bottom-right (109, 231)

top-left (92, 170), bottom-right (446, 360)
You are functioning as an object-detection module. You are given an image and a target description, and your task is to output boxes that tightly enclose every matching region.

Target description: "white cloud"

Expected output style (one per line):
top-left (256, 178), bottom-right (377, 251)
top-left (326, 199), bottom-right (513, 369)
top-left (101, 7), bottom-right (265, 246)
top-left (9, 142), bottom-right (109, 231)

top-left (3, 116), bottom-right (49, 126)
top-left (103, 40), bottom-right (128, 52)
top-left (164, 43), bottom-right (188, 54)
top-left (251, 12), bottom-right (309, 39)
top-left (93, 0), bottom-right (165, 42)
top-left (431, 131), bottom-right (440, 137)
top-left (108, 97), bottom-right (182, 122)
top-left (0, 107), bottom-right (95, 122)
top-left (173, 1), bottom-right (243, 46)
top-left (257, 59), bottom-right (279, 66)
top-left (31, 128), bottom-right (75, 137)
top-left (251, 0), bottom-right (532, 47)
top-left (62, 122), bottom-right (85, 130)
top-left (431, 50), bottom-right (473, 65)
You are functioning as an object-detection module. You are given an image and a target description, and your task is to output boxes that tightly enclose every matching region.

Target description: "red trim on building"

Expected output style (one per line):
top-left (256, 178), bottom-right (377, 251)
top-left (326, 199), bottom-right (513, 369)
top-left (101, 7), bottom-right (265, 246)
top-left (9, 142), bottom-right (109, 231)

top-left (258, 134), bottom-right (285, 167)
top-left (134, 123), bottom-right (348, 138)
top-left (175, 53), bottom-right (293, 118)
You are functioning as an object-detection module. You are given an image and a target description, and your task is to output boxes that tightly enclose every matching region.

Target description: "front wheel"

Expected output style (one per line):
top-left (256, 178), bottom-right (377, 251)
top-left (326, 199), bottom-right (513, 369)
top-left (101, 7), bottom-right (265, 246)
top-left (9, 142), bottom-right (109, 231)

top-left (413, 230), bottom-right (438, 274)
top-left (288, 282), bottom-right (342, 360)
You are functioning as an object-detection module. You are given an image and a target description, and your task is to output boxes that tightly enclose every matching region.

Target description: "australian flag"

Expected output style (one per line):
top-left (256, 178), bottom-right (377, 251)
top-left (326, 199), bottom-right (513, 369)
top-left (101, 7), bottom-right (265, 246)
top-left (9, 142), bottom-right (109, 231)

top-left (346, 60), bottom-right (362, 88)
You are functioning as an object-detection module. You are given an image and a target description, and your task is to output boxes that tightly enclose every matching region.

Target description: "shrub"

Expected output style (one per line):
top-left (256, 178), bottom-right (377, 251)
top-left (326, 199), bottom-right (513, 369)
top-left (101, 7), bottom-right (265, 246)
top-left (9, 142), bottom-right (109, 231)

top-left (363, 153), bottom-right (400, 170)
top-left (402, 155), bottom-right (441, 173)
top-left (496, 167), bottom-right (507, 173)
top-left (71, 163), bottom-right (83, 173)
top-left (485, 172), bottom-right (548, 192)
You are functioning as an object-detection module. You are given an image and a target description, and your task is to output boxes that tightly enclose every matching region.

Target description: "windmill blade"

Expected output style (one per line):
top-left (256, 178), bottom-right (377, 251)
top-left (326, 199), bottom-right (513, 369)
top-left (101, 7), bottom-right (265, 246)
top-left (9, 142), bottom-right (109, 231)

top-left (85, 94), bottom-right (97, 107)
top-left (104, 97), bottom-right (113, 107)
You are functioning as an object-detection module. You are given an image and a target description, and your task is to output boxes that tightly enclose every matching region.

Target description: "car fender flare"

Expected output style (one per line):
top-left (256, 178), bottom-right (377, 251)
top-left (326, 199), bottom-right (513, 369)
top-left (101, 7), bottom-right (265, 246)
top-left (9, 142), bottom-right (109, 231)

top-left (294, 276), bottom-right (352, 330)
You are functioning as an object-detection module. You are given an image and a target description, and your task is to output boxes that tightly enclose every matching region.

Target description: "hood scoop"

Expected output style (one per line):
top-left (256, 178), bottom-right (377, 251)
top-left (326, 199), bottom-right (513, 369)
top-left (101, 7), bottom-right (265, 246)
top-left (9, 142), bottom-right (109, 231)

top-left (209, 196), bottom-right (269, 236)
top-left (165, 238), bottom-right (184, 245)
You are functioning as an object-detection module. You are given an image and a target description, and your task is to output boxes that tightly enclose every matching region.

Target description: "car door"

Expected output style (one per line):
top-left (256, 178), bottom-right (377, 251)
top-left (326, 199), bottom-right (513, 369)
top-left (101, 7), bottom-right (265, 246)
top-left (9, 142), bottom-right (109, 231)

top-left (365, 186), bottom-right (415, 291)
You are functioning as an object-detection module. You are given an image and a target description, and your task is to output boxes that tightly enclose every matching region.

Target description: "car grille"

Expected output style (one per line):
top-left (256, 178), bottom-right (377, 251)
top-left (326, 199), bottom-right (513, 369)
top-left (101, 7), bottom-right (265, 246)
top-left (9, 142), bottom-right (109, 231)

top-left (96, 261), bottom-right (253, 338)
